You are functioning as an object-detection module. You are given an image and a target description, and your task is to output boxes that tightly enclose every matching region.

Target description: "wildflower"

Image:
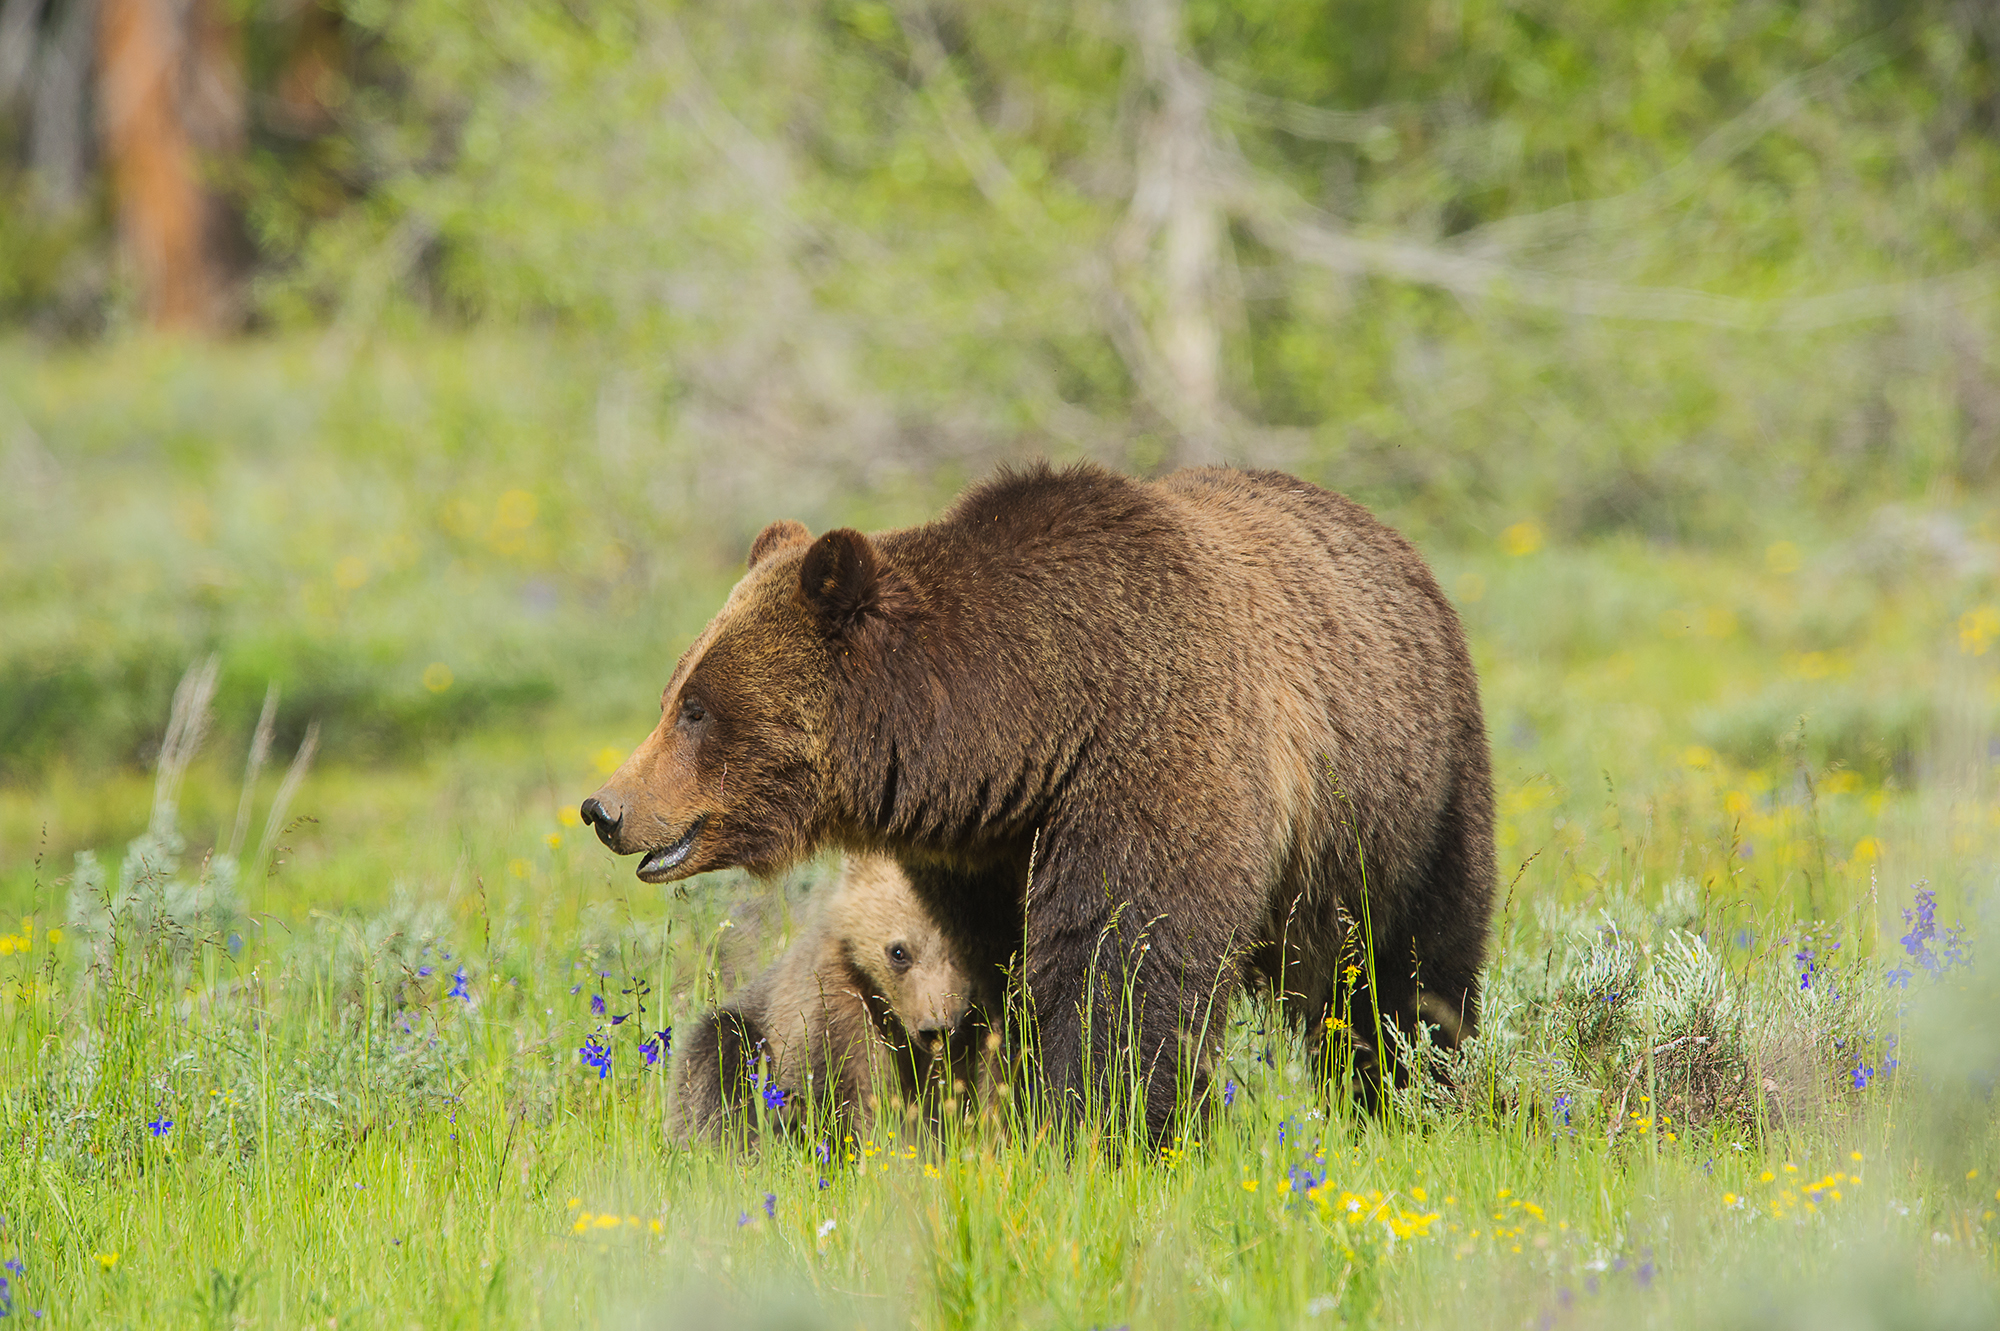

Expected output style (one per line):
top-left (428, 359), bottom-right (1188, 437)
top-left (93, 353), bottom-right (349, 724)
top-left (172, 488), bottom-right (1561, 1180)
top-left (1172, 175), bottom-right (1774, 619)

top-left (817, 1219), bottom-right (837, 1240)
top-left (736, 1212), bottom-right (750, 1227)
top-left (1852, 1064), bottom-right (1874, 1091)
top-left (1794, 947), bottom-right (1816, 991)
top-left (762, 1081), bottom-right (787, 1112)
top-left (591, 994), bottom-right (607, 1017)
top-left (449, 967), bottom-right (470, 1002)
top-left (147, 1118), bottom-right (173, 1137)
top-left (93, 1252), bottom-right (118, 1271)
top-left (579, 1035), bottom-right (612, 1079)
top-left (640, 1037), bottom-right (663, 1068)
top-left (1553, 1094), bottom-right (1572, 1127)
top-left (763, 1193), bottom-right (777, 1219)
top-left (1222, 1078), bottom-right (1236, 1108)
top-left (2, 1261), bottom-right (20, 1277)
top-left (418, 965), bottom-right (435, 979)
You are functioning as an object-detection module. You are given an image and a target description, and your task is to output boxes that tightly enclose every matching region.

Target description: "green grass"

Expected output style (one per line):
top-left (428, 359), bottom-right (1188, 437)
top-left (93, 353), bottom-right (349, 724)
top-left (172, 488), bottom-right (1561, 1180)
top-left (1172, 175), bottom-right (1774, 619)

top-left (2, 334), bottom-right (1998, 1327)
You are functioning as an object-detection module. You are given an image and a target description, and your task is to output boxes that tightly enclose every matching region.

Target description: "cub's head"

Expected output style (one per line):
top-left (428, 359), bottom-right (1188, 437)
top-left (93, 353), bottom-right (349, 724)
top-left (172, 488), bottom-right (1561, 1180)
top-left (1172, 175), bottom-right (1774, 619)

top-left (580, 519), bottom-right (912, 883)
top-left (830, 856), bottom-right (978, 1036)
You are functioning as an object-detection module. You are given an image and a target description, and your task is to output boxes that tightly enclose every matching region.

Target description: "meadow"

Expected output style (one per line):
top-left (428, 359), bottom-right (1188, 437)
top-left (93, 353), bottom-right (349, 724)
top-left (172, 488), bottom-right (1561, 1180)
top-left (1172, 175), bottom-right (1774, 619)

top-left (2, 334), bottom-right (1999, 1328)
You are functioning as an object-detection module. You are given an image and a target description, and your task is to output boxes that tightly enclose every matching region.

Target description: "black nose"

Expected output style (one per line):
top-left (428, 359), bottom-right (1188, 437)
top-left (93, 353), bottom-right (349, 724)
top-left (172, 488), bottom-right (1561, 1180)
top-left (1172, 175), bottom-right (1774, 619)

top-left (580, 796), bottom-right (621, 847)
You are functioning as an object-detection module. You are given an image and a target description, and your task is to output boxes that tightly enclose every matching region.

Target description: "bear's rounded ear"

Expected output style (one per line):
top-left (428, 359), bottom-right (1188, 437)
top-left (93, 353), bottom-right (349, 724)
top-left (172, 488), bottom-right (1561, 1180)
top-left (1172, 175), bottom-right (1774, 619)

top-left (800, 527), bottom-right (890, 635)
top-left (747, 519), bottom-right (812, 571)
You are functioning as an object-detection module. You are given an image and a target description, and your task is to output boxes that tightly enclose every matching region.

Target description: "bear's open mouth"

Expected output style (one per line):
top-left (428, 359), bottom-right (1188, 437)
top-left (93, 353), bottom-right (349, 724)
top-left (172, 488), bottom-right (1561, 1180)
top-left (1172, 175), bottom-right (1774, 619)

top-left (636, 816), bottom-right (707, 882)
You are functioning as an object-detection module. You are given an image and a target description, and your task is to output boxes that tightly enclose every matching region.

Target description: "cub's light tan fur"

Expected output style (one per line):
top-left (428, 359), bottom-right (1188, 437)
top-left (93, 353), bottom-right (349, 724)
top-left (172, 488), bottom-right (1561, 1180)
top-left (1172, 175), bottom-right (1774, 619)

top-left (671, 854), bottom-right (993, 1142)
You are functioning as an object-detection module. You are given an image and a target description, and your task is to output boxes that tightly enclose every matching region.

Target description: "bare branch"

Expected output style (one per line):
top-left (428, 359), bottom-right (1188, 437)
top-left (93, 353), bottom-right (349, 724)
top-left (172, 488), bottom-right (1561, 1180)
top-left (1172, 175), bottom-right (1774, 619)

top-left (1234, 164), bottom-right (2000, 330)
top-left (1199, 66), bottom-right (1410, 145)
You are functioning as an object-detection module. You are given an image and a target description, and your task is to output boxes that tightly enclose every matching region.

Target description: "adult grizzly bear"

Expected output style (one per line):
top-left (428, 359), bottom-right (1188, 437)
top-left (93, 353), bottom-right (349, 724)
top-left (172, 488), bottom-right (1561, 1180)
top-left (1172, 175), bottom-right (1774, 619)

top-left (673, 854), bottom-right (1003, 1141)
top-left (585, 464), bottom-right (1495, 1138)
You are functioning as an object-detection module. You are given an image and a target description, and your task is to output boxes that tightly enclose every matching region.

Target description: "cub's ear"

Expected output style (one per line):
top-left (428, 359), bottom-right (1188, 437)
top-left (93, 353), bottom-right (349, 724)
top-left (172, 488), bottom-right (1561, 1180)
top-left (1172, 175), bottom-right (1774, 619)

top-left (747, 519), bottom-right (812, 570)
top-left (800, 527), bottom-right (901, 634)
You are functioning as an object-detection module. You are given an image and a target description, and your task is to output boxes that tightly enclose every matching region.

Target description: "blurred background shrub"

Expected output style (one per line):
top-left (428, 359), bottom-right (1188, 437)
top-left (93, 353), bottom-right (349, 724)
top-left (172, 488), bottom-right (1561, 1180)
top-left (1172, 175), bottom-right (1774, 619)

top-left (3, 0), bottom-right (1998, 514)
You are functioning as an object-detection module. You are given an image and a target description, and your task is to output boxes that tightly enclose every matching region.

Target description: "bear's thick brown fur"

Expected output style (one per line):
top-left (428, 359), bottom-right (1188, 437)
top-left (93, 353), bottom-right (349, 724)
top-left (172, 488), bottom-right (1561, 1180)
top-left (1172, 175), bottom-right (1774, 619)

top-left (671, 854), bottom-right (1001, 1142)
top-left (589, 464), bottom-right (1495, 1138)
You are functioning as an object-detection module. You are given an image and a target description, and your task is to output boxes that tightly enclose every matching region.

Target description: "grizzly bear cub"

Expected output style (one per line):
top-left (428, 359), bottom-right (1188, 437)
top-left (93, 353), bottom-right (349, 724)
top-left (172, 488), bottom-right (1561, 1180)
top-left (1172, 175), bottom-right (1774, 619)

top-left (671, 854), bottom-right (1002, 1142)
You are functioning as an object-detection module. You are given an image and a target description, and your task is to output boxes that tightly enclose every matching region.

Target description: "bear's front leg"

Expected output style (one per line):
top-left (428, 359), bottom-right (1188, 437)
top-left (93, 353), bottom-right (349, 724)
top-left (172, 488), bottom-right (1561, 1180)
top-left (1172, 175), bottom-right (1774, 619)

top-left (1022, 886), bottom-right (1234, 1146)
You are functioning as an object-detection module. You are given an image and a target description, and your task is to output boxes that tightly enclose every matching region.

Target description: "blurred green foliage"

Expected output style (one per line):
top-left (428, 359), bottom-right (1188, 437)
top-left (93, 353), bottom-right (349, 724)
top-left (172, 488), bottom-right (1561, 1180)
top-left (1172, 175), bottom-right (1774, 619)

top-left (1, 0), bottom-right (1997, 792)
top-left (6, 0), bottom-right (1998, 531)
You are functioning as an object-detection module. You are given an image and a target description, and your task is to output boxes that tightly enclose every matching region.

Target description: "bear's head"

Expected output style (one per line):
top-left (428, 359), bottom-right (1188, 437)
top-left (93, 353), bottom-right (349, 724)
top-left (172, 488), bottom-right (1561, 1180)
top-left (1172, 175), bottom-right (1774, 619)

top-left (580, 519), bottom-right (914, 882)
top-left (831, 856), bottom-right (979, 1036)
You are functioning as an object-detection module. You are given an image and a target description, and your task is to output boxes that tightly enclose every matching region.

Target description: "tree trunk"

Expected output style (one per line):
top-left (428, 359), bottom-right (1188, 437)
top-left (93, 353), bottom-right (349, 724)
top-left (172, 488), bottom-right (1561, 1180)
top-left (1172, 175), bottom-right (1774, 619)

top-left (96, 0), bottom-right (243, 331)
top-left (1122, 0), bottom-right (1227, 468)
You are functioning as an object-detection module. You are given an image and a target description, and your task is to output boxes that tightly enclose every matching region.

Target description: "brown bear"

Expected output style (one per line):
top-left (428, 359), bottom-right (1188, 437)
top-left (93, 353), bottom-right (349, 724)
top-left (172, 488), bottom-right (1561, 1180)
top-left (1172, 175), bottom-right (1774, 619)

top-left (671, 854), bottom-right (1002, 1142)
top-left (585, 463), bottom-right (1495, 1139)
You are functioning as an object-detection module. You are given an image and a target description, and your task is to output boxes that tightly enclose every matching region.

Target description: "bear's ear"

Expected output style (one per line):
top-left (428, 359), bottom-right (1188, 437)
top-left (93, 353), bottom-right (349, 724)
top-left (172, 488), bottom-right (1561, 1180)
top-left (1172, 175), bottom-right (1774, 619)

top-left (747, 519), bottom-right (812, 571)
top-left (800, 527), bottom-right (901, 635)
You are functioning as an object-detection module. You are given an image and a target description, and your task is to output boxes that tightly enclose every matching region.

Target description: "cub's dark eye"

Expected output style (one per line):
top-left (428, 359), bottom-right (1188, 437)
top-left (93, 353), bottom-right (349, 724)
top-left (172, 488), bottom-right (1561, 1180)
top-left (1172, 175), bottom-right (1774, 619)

top-left (886, 943), bottom-right (912, 971)
top-left (679, 698), bottom-right (707, 725)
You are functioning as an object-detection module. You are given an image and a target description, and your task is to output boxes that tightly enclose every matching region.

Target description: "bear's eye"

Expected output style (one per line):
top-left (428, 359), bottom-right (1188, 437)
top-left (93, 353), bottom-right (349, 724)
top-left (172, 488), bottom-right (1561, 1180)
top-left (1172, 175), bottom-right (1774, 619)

top-left (886, 943), bottom-right (911, 971)
top-left (679, 697), bottom-right (707, 726)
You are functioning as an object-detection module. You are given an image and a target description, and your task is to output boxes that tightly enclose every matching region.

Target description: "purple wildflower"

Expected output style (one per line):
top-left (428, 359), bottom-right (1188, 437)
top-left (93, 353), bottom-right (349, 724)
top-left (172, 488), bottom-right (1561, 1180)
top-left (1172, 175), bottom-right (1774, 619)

top-left (579, 1035), bottom-right (612, 1079)
top-left (640, 1038), bottom-right (662, 1068)
top-left (148, 1118), bottom-right (173, 1137)
top-left (1222, 1078), bottom-right (1236, 1108)
top-left (449, 967), bottom-right (469, 1001)
top-left (1553, 1094), bottom-right (1572, 1126)
top-left (762, 1081), bottom-right (787, 1112)
top-left (1852, 1064), bottom-right (1874, 1090)
top-left (1794, 947), bottom-right (1816, 990)
top-left (763, 1193), bottom-right (777, 1219)
top-left (591, 994), bottom-right (606, 1017)
top-left (417, 965), bottom-right (434, 979)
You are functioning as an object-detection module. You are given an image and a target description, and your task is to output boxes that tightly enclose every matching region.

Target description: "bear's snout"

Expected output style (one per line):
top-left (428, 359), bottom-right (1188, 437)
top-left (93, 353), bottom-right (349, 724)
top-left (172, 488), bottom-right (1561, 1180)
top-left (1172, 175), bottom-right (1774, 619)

top-left (579, 793), bottom-right (623, 848)
top-left (910, 990), bottom-right (972, 1036)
